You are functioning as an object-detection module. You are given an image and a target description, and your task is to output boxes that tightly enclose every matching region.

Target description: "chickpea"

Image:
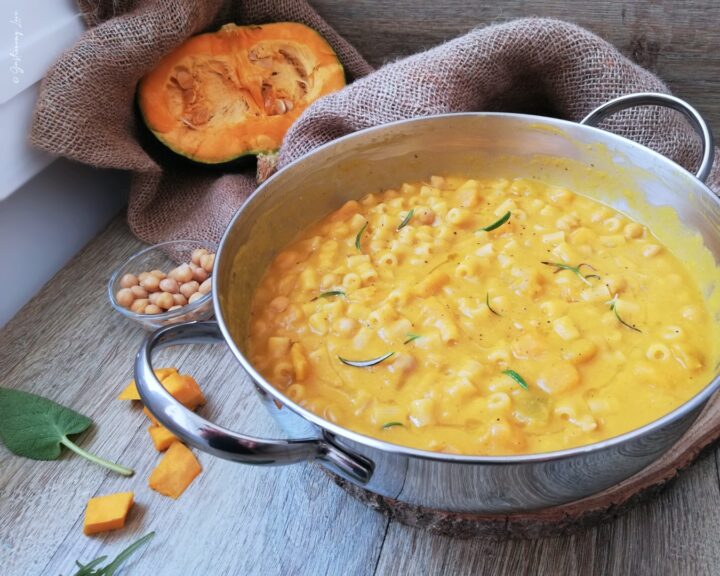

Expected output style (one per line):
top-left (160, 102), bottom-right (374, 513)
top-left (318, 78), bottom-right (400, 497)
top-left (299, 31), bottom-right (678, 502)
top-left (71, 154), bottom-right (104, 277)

top-left (180, 281), bottom-right (200, 298)
top-left (173, 293), bottom-right (188, 306)
top-left (137, 272), bottom-right (152, 283)
top-left (140, 274), bottom-right (160, 292)
top-left (191, 248), bottom-right (209, 265)
top-left (119, 273), bottom-right (138, 289)
top-left (144, 304), bottom-right (162, 315)
top-left (130, 285), bottom-right (148, 299)
top-left (130, 298), bottom-right (149, 314)
top-left (150, 269), bottom-right (166, 280)
top-left (156, 292), bottom-right (174, 310)
top-left (198, 278), bottom-right (212, 295)
top-left (159, 277), bottom-right (179, 294)
top-left (116, 288), bottom-right (135, 308)
top-left (170, 264), bottom-right (193, 283)
top-left (188, 291), bottom-right (204, 304)
top-left (190, 263), bottom-right (209, 283)
top-left (200, 253), bottom-right (215, 273)
top-left (148, 292), bottom-right (161, 305)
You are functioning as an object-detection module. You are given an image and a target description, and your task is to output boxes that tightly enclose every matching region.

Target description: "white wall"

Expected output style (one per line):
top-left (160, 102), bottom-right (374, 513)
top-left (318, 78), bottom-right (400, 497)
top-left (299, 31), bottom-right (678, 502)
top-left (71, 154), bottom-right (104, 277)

top-left (0, 1), bottom-right (130, 328)
top-left (0, 160), bottom-right (129, 328)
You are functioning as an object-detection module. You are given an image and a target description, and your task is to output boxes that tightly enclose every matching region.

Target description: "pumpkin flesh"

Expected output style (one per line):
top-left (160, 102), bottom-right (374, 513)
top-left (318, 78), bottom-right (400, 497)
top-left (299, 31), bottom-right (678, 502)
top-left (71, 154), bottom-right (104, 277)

top-left (138, 23), bottom-right (345, 163)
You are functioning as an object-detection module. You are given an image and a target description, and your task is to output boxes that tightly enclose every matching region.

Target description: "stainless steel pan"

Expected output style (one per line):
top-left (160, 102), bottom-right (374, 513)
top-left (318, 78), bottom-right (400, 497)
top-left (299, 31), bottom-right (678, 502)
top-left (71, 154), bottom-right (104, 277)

top-left (135, 93), bottom-right (719, 513)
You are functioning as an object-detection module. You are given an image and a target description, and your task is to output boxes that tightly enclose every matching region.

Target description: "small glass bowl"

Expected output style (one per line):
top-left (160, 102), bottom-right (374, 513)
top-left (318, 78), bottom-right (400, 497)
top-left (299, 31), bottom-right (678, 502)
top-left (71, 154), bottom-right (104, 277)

top-left (108, 239), bottom-right (218, 331)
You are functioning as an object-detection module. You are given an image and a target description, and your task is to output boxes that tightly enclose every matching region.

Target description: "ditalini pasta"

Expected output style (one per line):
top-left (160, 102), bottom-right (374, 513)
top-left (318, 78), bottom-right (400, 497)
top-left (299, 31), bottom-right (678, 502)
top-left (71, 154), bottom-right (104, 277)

top-left (248, 176), bottom-right (717, 455)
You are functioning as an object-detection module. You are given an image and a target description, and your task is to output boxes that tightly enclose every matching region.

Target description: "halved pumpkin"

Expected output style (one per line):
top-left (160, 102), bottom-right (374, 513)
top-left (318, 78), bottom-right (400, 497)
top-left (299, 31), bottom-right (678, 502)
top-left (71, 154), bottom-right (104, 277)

top-left (138, 22), bottom-right (345, 164)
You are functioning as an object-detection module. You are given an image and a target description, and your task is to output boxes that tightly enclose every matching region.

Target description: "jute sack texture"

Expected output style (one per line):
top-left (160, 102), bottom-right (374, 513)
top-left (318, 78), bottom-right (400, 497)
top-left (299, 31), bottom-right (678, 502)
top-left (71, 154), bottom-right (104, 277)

top-left (30, 1), bottom-right (719, 243)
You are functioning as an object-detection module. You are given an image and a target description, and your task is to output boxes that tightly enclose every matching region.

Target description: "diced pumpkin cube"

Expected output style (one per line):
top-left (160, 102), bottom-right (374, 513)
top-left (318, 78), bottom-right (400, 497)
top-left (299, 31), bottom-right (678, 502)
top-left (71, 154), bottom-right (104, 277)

top-left (160, 373), bottom-right (206, 411)
top-left (148, 425), bottom-right (177, 452)
top-left (117, 367), bottom-right (179, 400)
top-left (148, 442), bottom-right (202, 499)
top-left (143, 407), bottom-right (159, 427)
top-left (83, 492), bottom-right (134, 535)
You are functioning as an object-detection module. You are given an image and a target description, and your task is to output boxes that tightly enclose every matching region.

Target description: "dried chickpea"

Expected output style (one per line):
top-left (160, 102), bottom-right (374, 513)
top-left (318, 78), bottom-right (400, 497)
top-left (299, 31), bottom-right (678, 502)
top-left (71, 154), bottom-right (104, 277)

top-left (180, 281), bottom-right (200, 299)
top-left (190, 263), bottom-right (209, 283)
top-left (173, 293), bottom-right (188, 306)
top-left (150, 269), bottom-right (166, 280)
top-left (156, 292), bottom-right (174, 310)
top-left (137, 272), bottom-right (152, 283)
top-left (145, 304), bottom-right (162, 315)
top-left (119, 274), bottom-right (138, 289)
top-left (159, 278), bottom-right (179, 294)
top-left (199, 278), bottom-right (212, 295)
top-left (191, 248), bottom-right (209, 265)
top-left (148, 292), bottom-right (161, 305)
top-left (130, 285), bottom-right (148, 299)
top-left (130, 298), bottom-right (149, 314)
top-left (170, 264), bottom-right (193, 283)
top-left (116, 288), bottom-right (135, 308)
top-left (200, 253), bottom-right (215, 273)
top-left (188, 292), bottom-right (204, 304)
top-left (140, 274), bottom-right (160, 292)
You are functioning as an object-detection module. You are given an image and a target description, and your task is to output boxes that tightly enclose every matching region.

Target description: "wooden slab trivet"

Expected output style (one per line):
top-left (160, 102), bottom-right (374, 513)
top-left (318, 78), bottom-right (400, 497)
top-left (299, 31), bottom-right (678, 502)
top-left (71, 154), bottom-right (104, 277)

top-left (327, 393), bottom-right (720, 539)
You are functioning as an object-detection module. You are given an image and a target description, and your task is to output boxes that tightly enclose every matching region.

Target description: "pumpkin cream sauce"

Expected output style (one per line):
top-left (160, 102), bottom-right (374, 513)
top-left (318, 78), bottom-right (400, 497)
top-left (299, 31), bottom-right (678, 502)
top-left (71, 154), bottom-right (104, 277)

top-left (247, 175), bottom-right (719, 456)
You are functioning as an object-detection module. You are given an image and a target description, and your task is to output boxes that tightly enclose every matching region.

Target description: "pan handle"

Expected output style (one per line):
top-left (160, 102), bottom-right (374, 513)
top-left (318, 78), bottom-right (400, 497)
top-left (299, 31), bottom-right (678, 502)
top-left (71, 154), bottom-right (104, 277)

top-left (134, 320), bottom-right (373, 484)
top-left (580, 92), bottom-right (715, 183)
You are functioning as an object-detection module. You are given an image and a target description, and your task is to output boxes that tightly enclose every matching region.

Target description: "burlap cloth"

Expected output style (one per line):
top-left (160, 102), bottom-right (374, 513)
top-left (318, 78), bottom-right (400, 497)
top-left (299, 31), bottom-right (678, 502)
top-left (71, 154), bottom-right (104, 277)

top-left (30, 1), bottom-right (719, 245)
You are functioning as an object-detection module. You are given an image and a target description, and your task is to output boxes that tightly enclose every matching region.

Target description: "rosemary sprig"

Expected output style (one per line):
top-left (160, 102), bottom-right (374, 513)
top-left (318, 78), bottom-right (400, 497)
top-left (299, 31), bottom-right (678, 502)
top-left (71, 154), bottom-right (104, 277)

top-left (382, 422), bottom-right (404, 429)
top-left (70, 532), bottom-right (155, 576)
top-left (541, 261), bottom-right (600, 286)
top-left (479, 211), bottom-right (511, 232)
top-left (486, 292), bottom-right (501, 316)
top-left (338, 352), bottom-right (395, 367)
top-left (355, 221), bottom-right (368, 251)
top-left (502, 369), bottom-right (529, 390)
top-left (311, 290), bottom-right (345, 301)
top-left (404, 333), bottom-right (421, 345)
top-left (608, 295), bottom-right (642, 332)
top-left (397, 209), bottom-right (414, 231)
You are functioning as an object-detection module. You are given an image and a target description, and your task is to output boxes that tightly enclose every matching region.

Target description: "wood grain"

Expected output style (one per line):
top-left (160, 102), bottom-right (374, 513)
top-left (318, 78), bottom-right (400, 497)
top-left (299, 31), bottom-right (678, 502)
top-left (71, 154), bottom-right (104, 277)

top-left (2, 211), bottom-right (720, 575)
top-left (3, 5), bottom-right (719, 575)
top-left (310, 0), bottom-right (720, 137)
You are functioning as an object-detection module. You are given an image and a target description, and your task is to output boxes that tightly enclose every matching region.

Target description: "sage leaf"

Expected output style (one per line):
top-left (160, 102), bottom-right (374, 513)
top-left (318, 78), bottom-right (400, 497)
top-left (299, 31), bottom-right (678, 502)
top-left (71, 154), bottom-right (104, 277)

top-left (0, 388), bottom-right (133, 476)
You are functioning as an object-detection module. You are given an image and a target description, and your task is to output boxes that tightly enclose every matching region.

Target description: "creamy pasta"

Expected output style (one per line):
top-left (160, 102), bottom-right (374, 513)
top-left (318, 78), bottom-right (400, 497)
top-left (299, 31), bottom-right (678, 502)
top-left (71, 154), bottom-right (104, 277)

top-left (247, 176), bottom-right (716, 455)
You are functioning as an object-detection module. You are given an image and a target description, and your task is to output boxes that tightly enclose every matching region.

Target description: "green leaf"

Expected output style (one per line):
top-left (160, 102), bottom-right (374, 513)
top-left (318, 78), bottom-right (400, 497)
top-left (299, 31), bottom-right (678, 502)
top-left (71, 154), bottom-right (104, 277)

top-left (608, 296), bottom-right (642, 333)
top-left (540, 261), bottom-right (600, 286)
top-left (338, 352), bottom-right (395, 367)
top-left (479, 211), bottom-right (511, 232)
top-left (311, 290), bottom-right (345, 302)
top-left (382, 422), bottom-right (404, 429)
top-left (69, 532), bottom-right (155, 576)
top-left (0, 388), bottom-right (133, 476)
top-left (403, 333), bottom-right (421, 345)
top-left (486, 292), bottom-right (501, 316)
top-left (355, 221), bottom-right (368, 251)
top-left (397, 209), bottom-right (415, 231)
top-left (502, 369), bottom-right (529, 390)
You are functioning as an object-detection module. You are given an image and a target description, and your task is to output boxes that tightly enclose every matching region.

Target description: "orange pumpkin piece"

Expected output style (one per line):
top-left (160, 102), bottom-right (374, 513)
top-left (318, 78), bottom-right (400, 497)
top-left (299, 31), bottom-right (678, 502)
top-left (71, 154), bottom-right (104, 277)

top-left (143, 407), bottom-right (160, 427)
top-left (148, 425), bottom-right (177, 452)
top-left (83, 492), bottom-right (134, 535)
top-left (148, 442), bottom-right (202, 499)
top-left (117, 367), bottom-right (178, 400)
top-left (137, 22), bottom-right (345, 163)
top-left (160, 373), bottom-right (206, 411)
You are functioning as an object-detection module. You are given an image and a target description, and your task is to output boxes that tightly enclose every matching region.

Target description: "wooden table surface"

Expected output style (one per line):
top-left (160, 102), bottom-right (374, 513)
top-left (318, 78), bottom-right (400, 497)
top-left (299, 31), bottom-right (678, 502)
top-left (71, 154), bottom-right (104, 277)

top-left (2, 217), bottom-right (720, 576)
top-left (3, 4), bottom-right (720, 573)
